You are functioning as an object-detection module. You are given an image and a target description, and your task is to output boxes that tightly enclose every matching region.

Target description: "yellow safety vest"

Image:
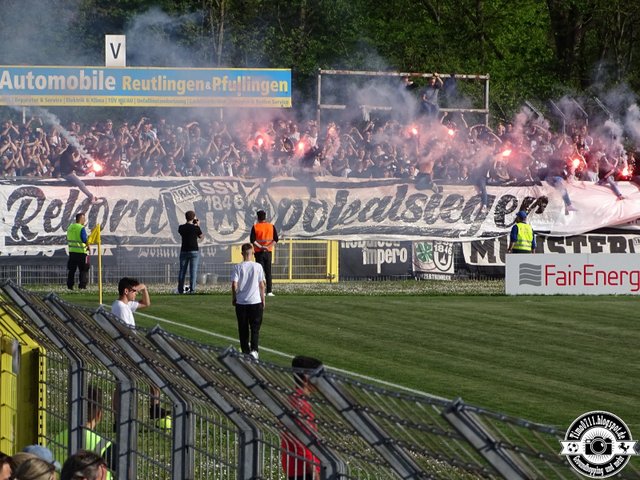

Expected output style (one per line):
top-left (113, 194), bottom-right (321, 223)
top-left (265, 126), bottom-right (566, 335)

top-left (51, 429), bottom-right (113, 479)
top-left (67, 223), bottom-right (86, 254)
top-left (513, 223), bottom-right (534, 252)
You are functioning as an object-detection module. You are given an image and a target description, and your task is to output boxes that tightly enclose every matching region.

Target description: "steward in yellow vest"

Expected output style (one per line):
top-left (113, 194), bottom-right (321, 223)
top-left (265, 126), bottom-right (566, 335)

top-left (67, 212), bottom-right (90, 289)
top-left (508, 210), bottom-right (536, 253)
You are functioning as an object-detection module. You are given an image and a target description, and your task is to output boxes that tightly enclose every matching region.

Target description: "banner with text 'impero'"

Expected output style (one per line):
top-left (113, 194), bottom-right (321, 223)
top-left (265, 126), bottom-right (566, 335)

top-left (0, 66), bottom-right (291, 107)
top-left (505, 253), bottom-right (640, 295)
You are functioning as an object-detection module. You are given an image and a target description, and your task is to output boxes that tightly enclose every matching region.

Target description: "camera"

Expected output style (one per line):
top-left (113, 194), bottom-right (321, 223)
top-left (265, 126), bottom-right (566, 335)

top-left (584, 436), bottom-right (612, 456)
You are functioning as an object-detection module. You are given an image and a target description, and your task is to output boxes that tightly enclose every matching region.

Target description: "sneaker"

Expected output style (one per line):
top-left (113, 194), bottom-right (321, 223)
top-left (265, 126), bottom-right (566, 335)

top-left (565, 205), bottom-right (578, 214)
top-left (266, 292), bottom-right (275, 297)
top-left (250, 351), bottom-right (259, 360)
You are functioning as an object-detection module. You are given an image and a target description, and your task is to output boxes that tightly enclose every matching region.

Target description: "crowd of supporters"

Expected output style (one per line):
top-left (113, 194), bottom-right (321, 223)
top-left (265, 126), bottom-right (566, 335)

top-left (0, 109), bottom-right (636, 194)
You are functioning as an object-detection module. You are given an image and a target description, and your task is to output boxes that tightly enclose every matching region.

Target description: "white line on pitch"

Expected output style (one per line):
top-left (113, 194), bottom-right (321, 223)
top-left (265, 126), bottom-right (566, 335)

top-left (136, 310), bottom-right (441, 399)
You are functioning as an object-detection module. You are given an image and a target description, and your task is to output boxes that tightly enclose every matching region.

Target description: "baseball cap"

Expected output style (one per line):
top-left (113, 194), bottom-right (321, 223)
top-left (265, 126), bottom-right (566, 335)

top-left (22, 445), bottom-right (61, 471)
top-left (516, 210), bottom-right (527, 219)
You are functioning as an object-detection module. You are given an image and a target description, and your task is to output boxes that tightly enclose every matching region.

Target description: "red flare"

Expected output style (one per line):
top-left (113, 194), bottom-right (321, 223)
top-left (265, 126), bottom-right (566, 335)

top-left (410, 127), bottom-right (418, 136)
top-left (622, 166), bottom-right (630, 176)
top-left (501, 149), bottom-right (512, 157)
top-left (572, 158), bottom-right (581, 169)
top-left (447, 128), bottom-right (455, 137)
top-left (92, 162), bottom-right (103, 173)
top-left (297, 141), bottom-right (305, 153)
top-left (256, 136), bottom-right (264, 147)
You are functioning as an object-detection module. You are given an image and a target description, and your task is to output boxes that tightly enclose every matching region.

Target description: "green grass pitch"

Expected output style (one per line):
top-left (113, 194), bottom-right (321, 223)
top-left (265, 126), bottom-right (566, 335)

top-left (59, 280), bottom-right (638, 432)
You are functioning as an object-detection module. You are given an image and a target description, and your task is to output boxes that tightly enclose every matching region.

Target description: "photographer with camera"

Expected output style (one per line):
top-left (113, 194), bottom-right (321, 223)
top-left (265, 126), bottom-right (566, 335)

top-left (177, 210), bottom-right (204, 294)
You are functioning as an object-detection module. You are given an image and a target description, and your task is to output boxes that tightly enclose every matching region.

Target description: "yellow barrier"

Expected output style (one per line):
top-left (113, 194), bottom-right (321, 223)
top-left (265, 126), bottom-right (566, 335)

top-left (0, 302), bottom-right (44, 453)
top-left (230, 239), bottom-right (339, 283)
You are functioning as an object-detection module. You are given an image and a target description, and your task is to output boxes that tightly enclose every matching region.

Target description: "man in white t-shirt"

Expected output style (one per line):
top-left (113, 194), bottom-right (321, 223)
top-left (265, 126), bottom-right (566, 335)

top-left (111, 277), bottom-right (151, 327)
top-left (110, 278), bottom-right (167, 424)
top-left (231, 243), bottom-right (266, 359)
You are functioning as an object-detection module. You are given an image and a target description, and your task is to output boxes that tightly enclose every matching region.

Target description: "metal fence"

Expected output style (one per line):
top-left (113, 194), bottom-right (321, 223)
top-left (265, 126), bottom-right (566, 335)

top-left (1, 280), bottom-right (638, 479)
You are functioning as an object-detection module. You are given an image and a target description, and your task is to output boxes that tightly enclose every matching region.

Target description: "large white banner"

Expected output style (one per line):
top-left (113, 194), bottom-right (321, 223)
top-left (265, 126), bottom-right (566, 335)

top-left (505, 253), bottom-right (640, 295)
top-left (1, 176), bottom-right (639, 256)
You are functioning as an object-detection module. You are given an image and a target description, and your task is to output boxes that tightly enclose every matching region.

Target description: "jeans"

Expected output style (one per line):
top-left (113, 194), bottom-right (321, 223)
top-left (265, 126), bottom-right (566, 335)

top-left (546, 176), bottom-right (571, 206)
top-left (178, 251), bottom-right (200, 293)
top-left (598, 176), bottom-right (623, 197)
top-left (64, 172), bottom-right (93, 200)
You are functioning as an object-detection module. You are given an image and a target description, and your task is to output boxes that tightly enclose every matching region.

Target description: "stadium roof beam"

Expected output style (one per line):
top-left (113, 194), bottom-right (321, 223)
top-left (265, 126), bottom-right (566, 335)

top-left (524, 100), bottom-right (544, 121)
top-left (593, 96), bottom-right (614, 120)
top-left (548, 100), bottom-right (566, 135)
top-left (570, 97), bottom-right (589, 126)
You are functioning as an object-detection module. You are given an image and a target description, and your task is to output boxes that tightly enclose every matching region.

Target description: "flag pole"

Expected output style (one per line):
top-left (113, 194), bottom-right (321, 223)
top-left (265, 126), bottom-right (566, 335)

top-left (88, 224), bottom-right (103, 305)
top-left (97, 224), bottom-right (102, 305)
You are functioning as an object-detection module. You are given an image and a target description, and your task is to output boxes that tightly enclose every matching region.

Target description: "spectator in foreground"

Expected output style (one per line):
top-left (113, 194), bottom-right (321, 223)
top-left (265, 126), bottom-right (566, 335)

top-left (21, 445), bottom-right (60, 472)
top-left (111, 277), bottom-right (150, 327)
top-left (280, 356), bottom-right (324, 480)
top-left (0, 452), bottom-right (14, 480)
top-left (10, 452), bottom-right (56, 480)
top-left (60, 450), bottom-right (107, 480)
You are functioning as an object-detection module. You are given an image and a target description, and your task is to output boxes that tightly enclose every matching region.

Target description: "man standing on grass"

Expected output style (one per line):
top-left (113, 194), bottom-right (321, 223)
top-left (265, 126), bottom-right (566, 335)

top-left (177, 210), bottom-right (204, 294)
top-left (250, 209), bottom-right (278, 296)
top-left (508, 210), bottom-right (536, 254)
top-left (67, 212), bottom-right (90, 290)
top-left (231, 243), bottom-right (265, 359)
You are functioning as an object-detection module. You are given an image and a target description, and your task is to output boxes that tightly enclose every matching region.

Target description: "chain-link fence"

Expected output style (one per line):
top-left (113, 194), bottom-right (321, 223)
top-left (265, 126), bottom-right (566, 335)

top-left (1, 280), bottom-right (638, 479)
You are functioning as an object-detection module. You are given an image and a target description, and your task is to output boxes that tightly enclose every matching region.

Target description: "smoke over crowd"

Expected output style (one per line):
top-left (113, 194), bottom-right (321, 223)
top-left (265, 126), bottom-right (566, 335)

top-left (1, 4), bottom-right (640, 206)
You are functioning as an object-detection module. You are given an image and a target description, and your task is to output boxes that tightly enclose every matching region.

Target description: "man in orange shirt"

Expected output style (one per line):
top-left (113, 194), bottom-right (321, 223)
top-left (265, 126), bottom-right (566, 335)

top-left (250, 210), bottom-right (278, 296)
